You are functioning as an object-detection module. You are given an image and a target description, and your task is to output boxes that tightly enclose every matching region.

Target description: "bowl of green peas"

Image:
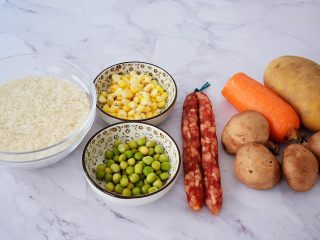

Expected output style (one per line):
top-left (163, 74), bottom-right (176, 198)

top-left (82, 122), bottom-right (181, 206)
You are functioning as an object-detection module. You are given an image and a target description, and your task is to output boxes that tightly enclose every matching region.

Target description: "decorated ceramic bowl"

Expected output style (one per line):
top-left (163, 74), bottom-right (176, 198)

top-left (82, 122), bottom-right (181, 206)
top-left (94, 61), bottom-right (177, 125)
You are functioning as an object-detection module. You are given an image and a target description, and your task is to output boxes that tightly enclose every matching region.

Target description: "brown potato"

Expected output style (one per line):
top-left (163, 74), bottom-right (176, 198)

top-left (222, 111), bottom-right (269, 155)
top-left (308, 131), bottom-right (320, 162)
top-left (282, 144), bottom-right (318, 192)
top-left (234, 143), bottom-right (281, 190)
top-left (264, 56), bottom-right (320, 132)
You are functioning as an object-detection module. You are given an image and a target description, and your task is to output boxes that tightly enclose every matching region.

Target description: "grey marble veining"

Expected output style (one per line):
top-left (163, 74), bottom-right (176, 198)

top-left (0, 0), bottom-right (320, 239)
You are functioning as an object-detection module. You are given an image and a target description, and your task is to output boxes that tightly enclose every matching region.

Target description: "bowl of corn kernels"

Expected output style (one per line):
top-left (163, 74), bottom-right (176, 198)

top-left (94, 62), bottom-right (177, 125)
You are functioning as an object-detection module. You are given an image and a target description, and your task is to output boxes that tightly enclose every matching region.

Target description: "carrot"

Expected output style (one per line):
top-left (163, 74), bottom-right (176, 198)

top-left (222, 72), bottom-right (300, 143)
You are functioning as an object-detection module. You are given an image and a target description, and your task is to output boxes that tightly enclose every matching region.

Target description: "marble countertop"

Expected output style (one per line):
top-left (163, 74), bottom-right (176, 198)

top-left (1, 0), bottom-right (320, 239)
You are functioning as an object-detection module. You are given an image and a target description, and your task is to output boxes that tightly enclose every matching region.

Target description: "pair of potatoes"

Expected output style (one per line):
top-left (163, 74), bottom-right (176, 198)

top-left (222, 111), bottom-right (319, 191)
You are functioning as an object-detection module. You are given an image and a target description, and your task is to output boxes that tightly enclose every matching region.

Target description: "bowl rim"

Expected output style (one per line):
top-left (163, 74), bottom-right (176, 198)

top-left (93, 61), bottom-right (178, 122)
top-left (82, 121), bottom-right (181, 199)
top-left (0, 53), bottom-right (97, 161)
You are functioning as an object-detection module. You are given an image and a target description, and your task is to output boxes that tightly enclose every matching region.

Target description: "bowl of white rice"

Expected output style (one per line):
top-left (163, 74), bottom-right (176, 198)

top-left (0, 54), bottom-right (96, 168)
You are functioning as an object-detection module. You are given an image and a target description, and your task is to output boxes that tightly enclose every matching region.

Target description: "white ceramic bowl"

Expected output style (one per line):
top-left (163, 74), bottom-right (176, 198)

top-left (0, 54), bottom-right (96, 168)
top-left (82, 122), bottom-right (181, 206)
top-left (94, 61), bottom-right (177, 125)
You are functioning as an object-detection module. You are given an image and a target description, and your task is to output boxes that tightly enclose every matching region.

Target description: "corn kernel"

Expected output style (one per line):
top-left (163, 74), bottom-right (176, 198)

top-left (117, 110), bottom-right (127, 119)
top-left (122, 89), bottom-right (133, 99)
top-left (122, 98), bottom-right (130, 105)
top-left (130, 85), bottom-right (140, 94)
top-left (151, 80), bottom-right (158, 85)
top-left (101, 91), bottom-right (108, 97)
top-left (161, 91), bottom-right (168, 99)
top-left (118, 80), bottom-right (126, 88)
top-left (146, 112), bottom-right (153, 118)
top-left (133, 96), bottom-right (140, 104)
top-left (128, 110), bottom-right (135, 117)
top-left (156, 85), bottom-right (164, 93)
top-left (136, 105), bottom-right (145, 114)
top-left (129, 102), bottom-right (137, 109)
top-left (98, 95), bottom-right (107, 104)
top-left (112, 74), bottom-right (121, 82)
top-left (141, 113), bottom-right (146, 119)
top-left (134, 113), bottom-right (141, 120)
top-left (113, 101), bottom-right (123, 106)
top-left (144, 75), bottom-right (152, 83)
top-left (158, 101), bottom-right (166, 109)
top-left (144, 106), bottom-right (151, 112)
top-left (107, 95), bottom-right (114, 105)
top-left (102, 104), bottom-right (109, 113)
top-left (151, 102), bottom-right (158, 111)
top-left (156, 96), bottom-right (163, 102)
top-left (123, 105), bottom-right (130, 112)
top-left (109, 85), bottom-right (117, 93)
top-left (150, 89), bottom-right (158, 98)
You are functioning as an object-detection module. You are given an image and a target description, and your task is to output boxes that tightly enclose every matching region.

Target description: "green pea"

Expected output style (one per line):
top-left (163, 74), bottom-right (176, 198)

top-left (146, 173), bottom-right (157, 183)
top-left (106, 160), bottom-right (115, 167)
top-left (132, 187), bottom-right (141, 196)
top-left (120, 177), bottom-right (129, 187)
top-left (127, 182), bottom-right (134, 190)
top-left (161, 162), bottom-right (171, 171)
top-left (134, 163), bottom-right (143, 174)
top-left (122, 188), bottom-right (132, 196)
top-left (112, 173), bottom-right (121, 184)
top-left (111, 163), bottom-right (120, 173)
top-left (114, 139), bottom-right (122, 146)
top-left (129, 173), bottom-right (140, 183)
top-left (159, 154), bottom-right (169, 162)
top-left (105, 182), bottom-right (115, 192)
top-left (135, 180), bottom-right (144, 188)
top-left (148, 148), bottom-right (155, 156)
top-left (134, 152), bottom-right (143, 161)
top-left (105, 167), bottom-right (112, 174)
top-left (105, 150), bottom-right (114, 160)
top-left (120, 161), bottom-right (128, 170)
top-left (97, 164), bottom-right (106, 171)
top-left (132, 149), bottom-right (138, 154)
top-left (96, 169), bottom-right (105, 180)
top-left (141, 184), bottom-right (151, 194)
top-left (118, 143), bottom-right (129, 153)
top-left (153, 179), bottom-right (163, 188)
top-left (142, 156), bottom-right (153, 165)
top-left (127, 158), bottom-right (136, 166)
top-left (139, 146), bottom-right (149, 155)
top-left (154, 144), bottom-right (164, 154)
top-left (151, 161), bottom-right (161, 171)
top-left (119, 154), bottom-right (127, 162)
top-left (125, 150), bottom-right (133, 158)
top-left (105, 172), bottom-right (113, 182)
top-left (155, 170), bottom-right (162, 176)
top-left (128, 140), bottom-right (138, 149)
top-left (115, 184), bottom-right (123, 194)
top-left (160, 172), bottom-right (169, 181)
top-left (113, 156), bottom-right (119, 162)
top-left (122, 172), bottom-right (128, 178)
top-left (137, 137), bottom-right (147, 146)
top-left (125, 166), bottom-right (134, 175)
top-left (143, 166), bottom-right (154, 176)
top-left (148, 186), bottom-right (158, 193)
top-left (144, 178), bottom-right (149, 185)
top-left (153, 154), bottom-right (160, 161)
top-left (113, 146), bottom-right (120, 156)
top-left (146, 140), bottom-right (156, 148)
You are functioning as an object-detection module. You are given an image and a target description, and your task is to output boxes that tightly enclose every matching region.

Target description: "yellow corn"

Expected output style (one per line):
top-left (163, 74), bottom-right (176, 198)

top-left (98, 95), bottom-right (107, 104)
top-left (118, 80), bottom-right (126, 88)
top-left (157, 101), bottom-right (166, 109)
top-left (101, 91), bottom-right (108, 97)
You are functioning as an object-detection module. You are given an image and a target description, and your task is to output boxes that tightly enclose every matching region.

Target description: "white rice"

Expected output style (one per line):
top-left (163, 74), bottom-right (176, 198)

top-left (0, 76), bottom-right (90, 152)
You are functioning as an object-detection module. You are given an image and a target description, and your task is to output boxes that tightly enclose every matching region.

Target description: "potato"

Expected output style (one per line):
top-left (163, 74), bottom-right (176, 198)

top-left (308, 131), bottom-right (320, 162)
top-left (264, 56), bottom-right (320, 132)
top-left (222, 111), bottom-right (269, 155)
top-left (234, 143), bottom-right (281, 190)
top-left (282, 144), bottom-right (318, 192)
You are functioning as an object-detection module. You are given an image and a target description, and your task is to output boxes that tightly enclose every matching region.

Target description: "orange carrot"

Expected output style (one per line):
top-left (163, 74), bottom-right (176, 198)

top-left (222, 72), bottom-right (300, 143)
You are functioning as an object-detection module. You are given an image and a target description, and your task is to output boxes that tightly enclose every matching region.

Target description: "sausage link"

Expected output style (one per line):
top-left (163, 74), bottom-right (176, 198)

top-left (196, 92), bottom-right (222, 215)
top-left (181, 93), bottom-right (204, 210)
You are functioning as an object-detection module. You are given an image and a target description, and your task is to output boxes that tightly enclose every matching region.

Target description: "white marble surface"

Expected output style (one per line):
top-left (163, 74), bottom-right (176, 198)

top-left (1, 0), bottom-right (320, 239)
